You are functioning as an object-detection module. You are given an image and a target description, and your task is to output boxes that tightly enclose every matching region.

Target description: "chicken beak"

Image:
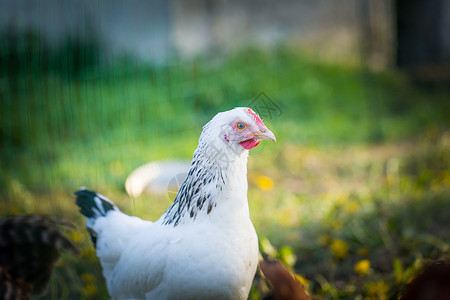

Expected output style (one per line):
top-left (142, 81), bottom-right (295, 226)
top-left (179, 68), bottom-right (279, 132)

top-left (258, 128), bottom-right (277, 142)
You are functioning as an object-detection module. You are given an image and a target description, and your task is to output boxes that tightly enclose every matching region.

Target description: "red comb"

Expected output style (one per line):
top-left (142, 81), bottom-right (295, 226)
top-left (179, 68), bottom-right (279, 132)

top-left (247, 108), bottom-right (264, 127)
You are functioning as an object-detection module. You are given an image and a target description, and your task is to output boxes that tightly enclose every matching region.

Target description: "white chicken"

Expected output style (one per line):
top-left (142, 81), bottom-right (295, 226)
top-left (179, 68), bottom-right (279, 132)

top-left (75, 107), bottom-right (276, 300)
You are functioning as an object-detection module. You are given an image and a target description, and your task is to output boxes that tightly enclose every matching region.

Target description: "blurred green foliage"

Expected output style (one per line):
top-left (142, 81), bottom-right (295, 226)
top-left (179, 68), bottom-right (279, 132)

top-left (0, 33), bottom-right (449, 299)
top-left (0, 26), bottom-right (101, 79)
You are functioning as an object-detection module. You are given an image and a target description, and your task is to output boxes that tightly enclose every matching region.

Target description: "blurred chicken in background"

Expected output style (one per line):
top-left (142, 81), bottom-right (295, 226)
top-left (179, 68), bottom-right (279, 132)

top-left (259, 256), bottom-right (310, 300)
top-left (0, 215), bottom-right (78, 300)
top-left (125, 160), bottom-right (190, 198)
top-left (401, 260), bottom-right (450, 300)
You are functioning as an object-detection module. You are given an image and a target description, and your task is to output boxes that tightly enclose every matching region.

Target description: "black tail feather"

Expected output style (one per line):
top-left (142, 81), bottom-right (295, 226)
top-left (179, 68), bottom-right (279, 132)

top-left (74, 188), bottom-right (117, 219)
top-left (74, 188), bottom-right (118, 248)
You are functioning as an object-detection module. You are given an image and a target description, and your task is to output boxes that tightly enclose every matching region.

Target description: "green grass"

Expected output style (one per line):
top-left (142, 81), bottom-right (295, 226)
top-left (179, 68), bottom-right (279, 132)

top-left (0, 49), bottom-right (449, 299)
top-left (249, 137), bottom-right (449, 299)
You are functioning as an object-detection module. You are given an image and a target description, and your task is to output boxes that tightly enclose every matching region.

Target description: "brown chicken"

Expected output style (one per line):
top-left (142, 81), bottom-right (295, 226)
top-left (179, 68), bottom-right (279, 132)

top-left (0, 215), bottom-right (78, 300)
top-left (401, 260), bottom-right (450, 300)
top-left (260, 257), bottom-right (310, 300)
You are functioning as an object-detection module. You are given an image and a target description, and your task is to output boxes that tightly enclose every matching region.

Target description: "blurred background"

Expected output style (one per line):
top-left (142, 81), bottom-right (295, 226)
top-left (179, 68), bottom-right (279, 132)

top-left (0, 0), bottom-right (449, 299)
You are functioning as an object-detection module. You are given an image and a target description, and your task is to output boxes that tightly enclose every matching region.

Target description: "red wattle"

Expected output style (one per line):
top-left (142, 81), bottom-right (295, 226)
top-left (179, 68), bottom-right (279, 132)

top-left (240, 139), bottom-right (260, 150)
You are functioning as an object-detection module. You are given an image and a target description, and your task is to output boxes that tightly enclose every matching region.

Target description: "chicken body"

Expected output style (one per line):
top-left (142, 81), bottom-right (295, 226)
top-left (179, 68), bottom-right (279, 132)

top-left (76, 107), bottom-right (276, 299)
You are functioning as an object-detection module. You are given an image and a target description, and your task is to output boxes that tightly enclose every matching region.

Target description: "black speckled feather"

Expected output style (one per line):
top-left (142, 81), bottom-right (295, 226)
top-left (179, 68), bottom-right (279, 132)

top-left (162, 144), bottom-right (225, 226)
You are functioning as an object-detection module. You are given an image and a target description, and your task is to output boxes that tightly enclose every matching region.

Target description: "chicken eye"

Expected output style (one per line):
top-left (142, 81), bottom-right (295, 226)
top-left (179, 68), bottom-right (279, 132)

top-left (236, 122), bottom-right (246, 130)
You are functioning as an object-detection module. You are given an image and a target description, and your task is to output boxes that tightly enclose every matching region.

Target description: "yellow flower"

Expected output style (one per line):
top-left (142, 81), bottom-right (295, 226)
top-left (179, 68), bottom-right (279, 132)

top-left (81, 272), bottom-right (95, 283)
top-left (81, 247), bottom-right (98, 263)
top-left (345, 201), bottom-right (359, 214)
top-left (443, 170), bottom-right (450, 186)
top-left (354, 259), bottom-right (371, 275)
top-left (256, 175), bottom-right (274, 191)
top-left (366, 280), bottom-right (389, 300)
top-left (70, 231), bottom-right (84, 243)
top-left (84, 282), bottom-right (97, 296)
top-left (335, 192), bottom-right (349, 206)
top-left (81, 272), bottom-right (97, 297)
top-left (295, 274), bottom-right (310, 287)
top-left (330, 239), bottom-right (349, 259)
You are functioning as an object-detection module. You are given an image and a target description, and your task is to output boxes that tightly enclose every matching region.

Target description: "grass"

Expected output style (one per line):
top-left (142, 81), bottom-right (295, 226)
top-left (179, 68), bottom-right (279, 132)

top-left (249, 137), bottom-right (449, 299)
top-left (0, 48), bottom-right (449, 299)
